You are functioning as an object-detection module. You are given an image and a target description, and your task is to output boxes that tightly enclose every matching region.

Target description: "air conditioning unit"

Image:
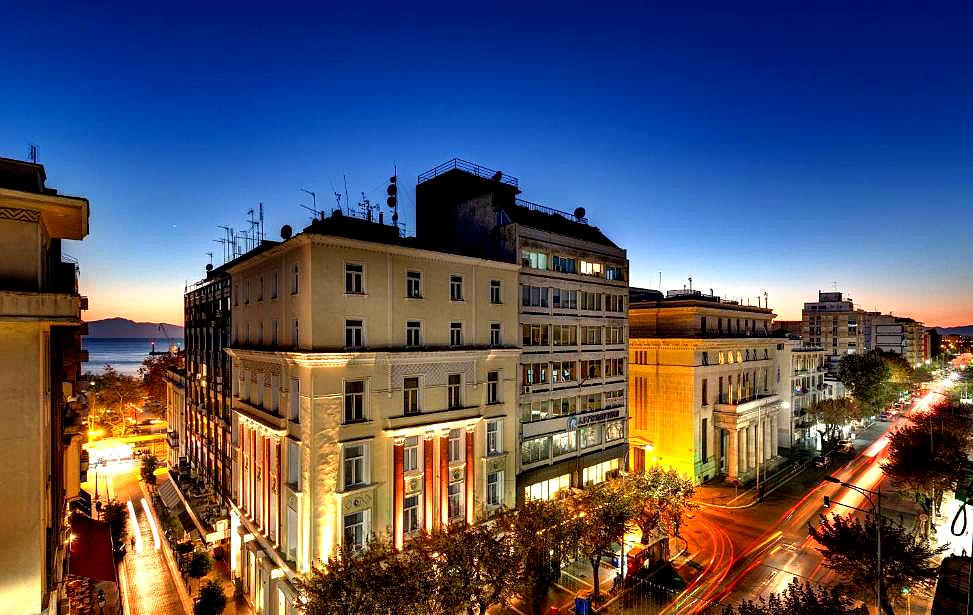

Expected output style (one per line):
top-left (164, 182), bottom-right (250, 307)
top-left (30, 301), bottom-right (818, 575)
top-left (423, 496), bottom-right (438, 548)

top-left (522, 385), bottom-right (532, 394)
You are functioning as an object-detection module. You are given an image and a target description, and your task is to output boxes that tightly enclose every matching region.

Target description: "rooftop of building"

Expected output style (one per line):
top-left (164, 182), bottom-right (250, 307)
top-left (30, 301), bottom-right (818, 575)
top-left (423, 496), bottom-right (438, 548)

top-left (629, 287), bottom-right (776, 314)
top-left (417, 158), bottom-right (620, 248)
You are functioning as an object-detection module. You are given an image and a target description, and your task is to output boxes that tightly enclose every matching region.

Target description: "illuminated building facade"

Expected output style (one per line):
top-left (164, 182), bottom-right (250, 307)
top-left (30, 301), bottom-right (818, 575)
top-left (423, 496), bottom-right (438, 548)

top-left (414, 159), bottom-right (629, 504)
top-left (0, 157), bottom-right (89, 614)
top-left (775, 340), bottom-right (829, 451)
top-left (223, 211), bottom-right (520, 614)
top-left (628, 289), bottom-right (780, 484)
top-left (164, 367), bottom-right (186, 469)
top-left (801, 291), bottom-right (865, 373)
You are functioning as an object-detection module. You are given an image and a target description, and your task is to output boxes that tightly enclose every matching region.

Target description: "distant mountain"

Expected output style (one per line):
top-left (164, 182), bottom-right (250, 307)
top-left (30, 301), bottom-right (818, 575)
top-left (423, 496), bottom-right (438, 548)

top-left (86, 317), bottom-right (184, 339)
top-left (931, 325), bottom-right (973, 336)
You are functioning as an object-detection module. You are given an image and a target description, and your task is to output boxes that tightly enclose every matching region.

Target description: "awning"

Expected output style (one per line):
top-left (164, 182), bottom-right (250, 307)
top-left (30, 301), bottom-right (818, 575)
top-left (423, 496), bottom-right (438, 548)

top-left (68, 512), bottom-right (116, 583)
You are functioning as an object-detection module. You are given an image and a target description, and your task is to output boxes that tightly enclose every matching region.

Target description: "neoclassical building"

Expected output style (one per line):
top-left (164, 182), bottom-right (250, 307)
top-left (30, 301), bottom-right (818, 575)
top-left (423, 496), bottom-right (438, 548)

top-left (628, 289), bottom-right (783, 484)
top-left (223, 211), bottom-right (521, 614)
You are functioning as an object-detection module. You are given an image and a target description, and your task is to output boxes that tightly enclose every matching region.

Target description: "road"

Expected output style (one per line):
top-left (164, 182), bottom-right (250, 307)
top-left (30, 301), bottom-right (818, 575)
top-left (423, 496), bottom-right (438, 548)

top-left (651, 383), bottom-right (952, 615)
top-left (92, 461), bottom-right (190, 615)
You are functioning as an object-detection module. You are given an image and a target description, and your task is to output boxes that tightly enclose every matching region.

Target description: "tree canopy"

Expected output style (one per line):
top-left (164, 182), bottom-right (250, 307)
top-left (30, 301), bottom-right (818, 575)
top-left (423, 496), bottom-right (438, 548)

top-left (838, 352), bottom-right (894, 415)
top-left (722, 578), bottom-right (866, 615)
top-left (88, 365), bottom-right (144, 436)
top-left (810, 398), bottom-right (864, 447)
top-left (194, 579), bottom-right (228, 615)
top-left (139, 351), bottom-right (183, 407)
top-left (624, 466), bottom-right (697, 542)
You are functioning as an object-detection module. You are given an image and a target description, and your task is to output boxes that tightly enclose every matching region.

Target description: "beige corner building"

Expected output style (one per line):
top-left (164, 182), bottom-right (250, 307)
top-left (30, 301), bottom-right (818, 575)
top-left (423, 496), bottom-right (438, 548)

top-left (801, 291), bottom-right (864, 373)
top-left (222, 212), bottom-right (521, 614)
top-left (628, 289), bottom-right (782, 484)
top-left (0, 158), bottom-right (89, 613)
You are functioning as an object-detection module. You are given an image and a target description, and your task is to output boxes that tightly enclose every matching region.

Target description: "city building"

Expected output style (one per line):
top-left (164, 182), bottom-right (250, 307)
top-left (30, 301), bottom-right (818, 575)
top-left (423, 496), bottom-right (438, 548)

top-left (224, 210), bottom-right (521, 614)
top-left (775, 339), bottom-right (828, 451)
top-left (870, 314), bottom-right (925, 365)
top-left (415, 159), bottom-right (629, 503)
top-left (628, 288), bottom-right (781, 484)
top-left (0, 157), bottom-right (89, 613)
top-left (771, 320), bottom-right (802, 338)
top-left (923, 328), bottom-right (942, 361)
top-left (801, 291), bottom-right (864, 373)
top-left (164, 367), bottom-right (186, 470)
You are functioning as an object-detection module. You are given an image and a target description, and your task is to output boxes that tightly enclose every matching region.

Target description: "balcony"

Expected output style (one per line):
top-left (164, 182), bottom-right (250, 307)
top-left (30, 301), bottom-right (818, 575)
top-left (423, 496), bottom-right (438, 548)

top-left (384, 404), bottom-right (482, 433)
top-left (0, 290), bottom-right (81, 321)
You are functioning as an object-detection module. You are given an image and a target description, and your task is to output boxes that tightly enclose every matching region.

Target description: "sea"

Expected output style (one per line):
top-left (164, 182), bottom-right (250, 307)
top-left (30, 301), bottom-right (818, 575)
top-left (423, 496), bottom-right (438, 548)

top-left (82, 338), bottom-right (184, 376)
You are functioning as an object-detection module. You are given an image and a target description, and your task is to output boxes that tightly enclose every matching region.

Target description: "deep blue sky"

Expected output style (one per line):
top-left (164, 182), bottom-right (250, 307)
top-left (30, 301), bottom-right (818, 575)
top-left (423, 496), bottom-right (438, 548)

top-left (2, 1), bottom-right (971, 325)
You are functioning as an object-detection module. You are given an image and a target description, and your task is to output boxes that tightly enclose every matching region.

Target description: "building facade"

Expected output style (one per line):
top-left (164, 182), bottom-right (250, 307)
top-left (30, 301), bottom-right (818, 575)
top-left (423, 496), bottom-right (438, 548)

top-left (165, 367), bottom-right (187, 470)
top-left (628, 290), bottom-right (781, 484)
top-left (415, 159), bottom-right (629, 503)
top-left (801, 291), bottom-right (864, 373)
top-left (776, 340), bottom-right (828, 451)
top-left (0, 158), bottom-right (89, 614)
top-left (223, 212), bottom-right (521, 614)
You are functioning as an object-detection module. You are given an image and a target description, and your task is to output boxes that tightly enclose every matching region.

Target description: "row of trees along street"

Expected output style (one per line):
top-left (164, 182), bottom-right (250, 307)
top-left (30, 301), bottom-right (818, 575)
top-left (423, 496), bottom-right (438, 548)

top-left (298, 467), bottom-right (696, 615)
top-left (85, 352), bottom-right (182, 437)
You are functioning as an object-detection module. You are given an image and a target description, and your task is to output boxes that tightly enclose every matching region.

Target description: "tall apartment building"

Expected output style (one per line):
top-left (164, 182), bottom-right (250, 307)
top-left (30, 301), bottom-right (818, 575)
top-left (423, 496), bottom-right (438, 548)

top-left (165, 367), bottom-right (186, 469)
top-left (775, 340), bottom-right (828, 451)
top-left (801, 291), bottom-right (864, 373)
top-left (415, 159), bottom-right (629, 503)
top-left (0, 157), bottom-right (89, 613)
top-left (628, 289), bottom-right (781, 484)
top-left (224, 211), bottom-right (521, 614)
top-left (869, 314), bottom-right (925, 365)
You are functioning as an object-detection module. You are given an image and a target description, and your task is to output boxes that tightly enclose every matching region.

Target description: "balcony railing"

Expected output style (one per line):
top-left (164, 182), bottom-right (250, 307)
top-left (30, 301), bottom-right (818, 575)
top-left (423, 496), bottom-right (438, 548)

top-left (417, 158), bottom-right (519, 187)
top-left (515, 198), bottom-right (589, 225)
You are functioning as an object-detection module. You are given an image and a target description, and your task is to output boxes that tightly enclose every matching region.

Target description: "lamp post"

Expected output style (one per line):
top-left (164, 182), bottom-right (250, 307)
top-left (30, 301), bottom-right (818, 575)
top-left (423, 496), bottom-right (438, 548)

top-left (823, 475), bottom-right (882, 614)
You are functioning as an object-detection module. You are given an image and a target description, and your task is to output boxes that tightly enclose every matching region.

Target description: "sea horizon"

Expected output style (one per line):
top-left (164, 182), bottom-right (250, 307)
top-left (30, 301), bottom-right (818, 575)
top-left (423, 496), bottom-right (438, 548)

top-left (82, 336), bottom-right (184, 376)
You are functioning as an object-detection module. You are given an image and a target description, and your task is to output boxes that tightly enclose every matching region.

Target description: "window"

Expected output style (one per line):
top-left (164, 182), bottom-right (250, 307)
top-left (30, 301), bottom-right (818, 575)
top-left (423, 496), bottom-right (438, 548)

top-left (403, 377), bottom-right (420, 415)
top-left (448, 428), bottom-right (463, 462)
top-left (406, 271), bottom-right (422, 298)
top-left (581, 359), bottom-right (602, 379)
top-left (287, 440), bottom-right (300, 487)
top-left (345, 263), bottom-right (363, 294)
top-left (343, 511), bottom-right (366, 551)
top-left (552, 255), bottom-right (576, 273)
top-left (272, 271), bottom-right (278, 299)
top-left (344, 381), bottom-right (365, 423)
top-left (291, 263), bottom-right (300, 294)
top-left (522, 323), bottom-right (549, 347)
top-left (486, 471), bottom-right (503, 507)
top-left (580, 291), bottom-right (602, 311)
top-left (258, 276), bottom-right (264, 301)
top-left (582, 326), bottom-right (602, 345)
top-left (552, 360), bottom-right (577, 383)
top-left (604, 358), bottom-right (624, 378)
top-left (552, 431), bottom-right (577, 456)
top-left (579, 424), bottom-right (603, 449)
top-left (606, 420), bottom-right (624, 442)
top-left (486, 371), bottom-right (499, 404)
top-left (343, 444), bottom-right (366, 489)
top-left (234, 284), bottom-right (239, 306)
top-left (292, 319), bottom-right (299, 347)
top-left (605, 294), bottom-right (624, 312)
top-left (605, 326), bottom-right (624, 345)
top-left (406, 321), bottom-right (421, 347)
top-left (702, 379), bottom-right (708, 406)
top-left (582, 458), bottom-right (619, 486)
top-left (702, 351), bottom-right (709, 366)
top-left (286, 502), bottom-right (298, 560)
top-left (404, 436), bottom-right (420, 473)
top-left (700, 316), bottom-right (707, 333)
top-left (490, 323), bottom-right (502, 346)
top-left (521, 250), bottom-right (548, 270)
top-left (606, 266), bottom-right (624, 281)
top-left (449, 275), bottom-right (464, 301)
top-left (552, 288), bottom-right (578, 310)
top-left (486, 419), bottom-right (502, 455)
top-left (289, 378), bottom-right (300, 421)
top-left (245, 280), bottom-right (251, 304)
top-left (521, 285), bottom-right (549, 308)
top-left (522, 363), bottom-right (548, 385)
top-left (345, 319), bottom-right (364, 348)
top-left (580, 260), bottom-right (603, 276)
top-left (404, 494), bottom-right (420, 535)
top-left (701, 418), bottom-right (708, 460)
top-left (604, 389), bottom-right (624, 408)
top-left (448, 482), bottom-right (463, 520)
top-left (271, 374), bottom-right (280, 411)
top-left (271, 320), bottom-right (278, 346)
top-left (490, 280), bottom-right (502, 304)
top-left (450, 322), bottom-right (463, 346)
top-left (525, 474), bottom-right (571, 501)
top-left (521, 436), bottom-right (551, 465)
top-left (552, 324), bottom-right (577, 346)
top-left (447, 374), bottom-right (462, 408)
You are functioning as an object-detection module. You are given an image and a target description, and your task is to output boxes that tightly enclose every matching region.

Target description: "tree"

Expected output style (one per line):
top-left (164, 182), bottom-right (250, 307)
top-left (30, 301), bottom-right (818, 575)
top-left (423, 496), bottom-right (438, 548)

top-left (722, 578), bottom-right (866, 615)
top-left (624, 467), bottom-right (697, 542)
top-left (423, 520), bottom-right (520, 615)
top-left (188, 551), bottom-right (214, 593)
top-left (141, 454), bottom-right (160, 485)
top-left (89, 365), bottom-right (144, 436)
top-left (809, 398), bottom-right (863, 448)
top-left (140, 351), bottom-right (183, 407)
top-left (102, 499), bottom-right (128, 555)
top-left (809, 513), bottom-right (946, 615)
top-left (194, 579), bottom-right (228, 615)
top-left (567, 481), bottom-right (635, 601)
top-left (838, 352), bottom-right (893, 416)
top-left (504, 498), bottom-right (575, 615)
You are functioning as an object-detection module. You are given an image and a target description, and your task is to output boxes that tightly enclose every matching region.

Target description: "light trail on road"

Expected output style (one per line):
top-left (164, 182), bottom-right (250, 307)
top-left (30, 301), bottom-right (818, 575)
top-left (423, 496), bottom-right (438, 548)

top-left (141, 497), bottom-right (161, 550)
top-left (127, 500), bottom-right (143, 553)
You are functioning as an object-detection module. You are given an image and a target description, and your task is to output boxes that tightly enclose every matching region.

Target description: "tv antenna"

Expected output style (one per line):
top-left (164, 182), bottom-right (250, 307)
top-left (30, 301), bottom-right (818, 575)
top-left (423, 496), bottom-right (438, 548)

top-left (206, 252), bottom-right (213, 266)
top-left (832, 281), bottom-right (839, 292)
top-left (27, 144), bottom-right (38, 164)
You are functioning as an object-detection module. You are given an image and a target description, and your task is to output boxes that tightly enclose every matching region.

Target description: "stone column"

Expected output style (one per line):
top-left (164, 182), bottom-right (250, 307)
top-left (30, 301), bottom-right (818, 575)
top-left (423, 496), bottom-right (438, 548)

top-left (393, 439), bottom-right (404, 549)
top-left (727, 428), bottom-right (739, 480)
top-left (766, 418), bottom-right (773, 459)
top-left (440, 433), bottom-right (450, 528)
top-left (423, 435), bottom-right (435, 534)
top-left (465, 428), bottom-right (475, 524)
top-left (772, 416), bottom-right (779, 456)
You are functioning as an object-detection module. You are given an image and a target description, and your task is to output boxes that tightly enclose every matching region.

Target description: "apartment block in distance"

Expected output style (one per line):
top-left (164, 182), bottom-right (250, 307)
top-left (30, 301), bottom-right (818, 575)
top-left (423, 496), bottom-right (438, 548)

top-left (0, 157), bottom-right (89, 614)
top-left (415, 159), bottom-right (629, 503)
top-left (628, 289), bottom-right (781, 484)
top-left (801, 291), bottom-right (864, 373)
top-left (775, 339), bottom-right (829, 451)
top-left (224, 209), bottom-right (521, 614)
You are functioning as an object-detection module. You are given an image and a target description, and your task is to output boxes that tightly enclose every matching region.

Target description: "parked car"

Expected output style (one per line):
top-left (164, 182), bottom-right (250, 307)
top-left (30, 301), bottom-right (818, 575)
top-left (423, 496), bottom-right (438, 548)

top-left (813, 454), bottom-right (831, 468)
top-left (879, 411), bottom-right (892, 421)
top-left (836, 440), bottom-right (855, 453)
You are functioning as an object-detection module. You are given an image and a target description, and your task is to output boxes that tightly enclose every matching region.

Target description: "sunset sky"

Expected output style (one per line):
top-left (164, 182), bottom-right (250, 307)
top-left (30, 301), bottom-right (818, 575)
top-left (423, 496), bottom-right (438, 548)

top-left (2, 2), bottom-right (971, 327)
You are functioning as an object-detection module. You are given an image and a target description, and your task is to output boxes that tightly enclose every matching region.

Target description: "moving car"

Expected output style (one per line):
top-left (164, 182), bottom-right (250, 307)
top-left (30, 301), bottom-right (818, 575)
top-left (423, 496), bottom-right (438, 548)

top-left (836, 440), bottom-right (855, 453)
top-left (813, 454), bottom-right (830, 468)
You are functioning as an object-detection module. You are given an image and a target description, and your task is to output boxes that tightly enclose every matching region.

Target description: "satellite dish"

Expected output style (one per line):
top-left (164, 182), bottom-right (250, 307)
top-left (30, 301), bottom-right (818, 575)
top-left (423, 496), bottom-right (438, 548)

top-left (280, 224), bottom-right (293, 240)
top-left (205, 263), bottom-right (213, 272)
top-left (574, 207), bottom-right (586, 220)
top-left (492, 170), bottom-right (503, 182)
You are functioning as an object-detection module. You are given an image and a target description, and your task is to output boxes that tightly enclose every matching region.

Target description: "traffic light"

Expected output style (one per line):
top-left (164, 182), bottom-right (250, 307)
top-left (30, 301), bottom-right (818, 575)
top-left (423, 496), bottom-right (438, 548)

top-left (823, 495), bottom-right (831, 508)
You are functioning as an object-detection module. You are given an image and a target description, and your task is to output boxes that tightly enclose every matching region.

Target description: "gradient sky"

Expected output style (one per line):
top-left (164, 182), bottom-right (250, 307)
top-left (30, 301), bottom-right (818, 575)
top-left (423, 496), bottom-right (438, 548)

top-left (2, 1), bottom-right (971, 326)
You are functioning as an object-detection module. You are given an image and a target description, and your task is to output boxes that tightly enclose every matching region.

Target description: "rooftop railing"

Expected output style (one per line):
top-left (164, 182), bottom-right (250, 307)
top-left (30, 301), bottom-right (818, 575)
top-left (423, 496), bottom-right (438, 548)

top-left (515, 198), bottom-right (589, 225)
top-left (417, 158), bottom-right (519, 187)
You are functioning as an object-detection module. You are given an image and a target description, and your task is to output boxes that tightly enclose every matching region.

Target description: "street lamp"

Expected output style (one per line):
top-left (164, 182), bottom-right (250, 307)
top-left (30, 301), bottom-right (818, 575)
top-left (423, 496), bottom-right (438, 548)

top-left (823, 475), bottom-right (883, 614)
